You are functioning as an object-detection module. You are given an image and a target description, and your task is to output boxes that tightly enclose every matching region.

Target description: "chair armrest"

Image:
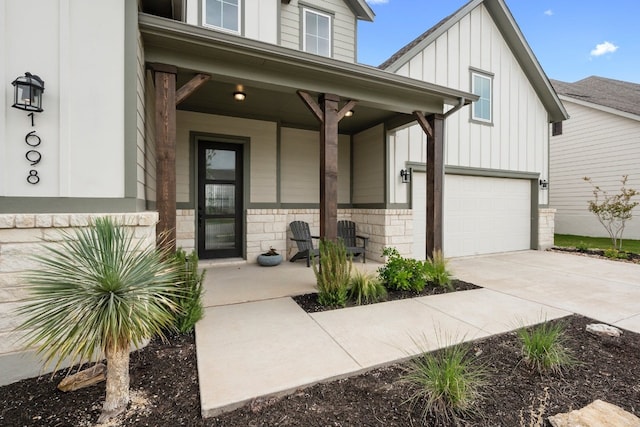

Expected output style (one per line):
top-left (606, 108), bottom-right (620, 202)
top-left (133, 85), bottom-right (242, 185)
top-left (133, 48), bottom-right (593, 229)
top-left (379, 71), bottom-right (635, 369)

top-left (291, 237), bottom-right (311, 243)
top-left (355, 235), bottom-right (369, 246)
top-left (311, 235), bottom-right (320, 240)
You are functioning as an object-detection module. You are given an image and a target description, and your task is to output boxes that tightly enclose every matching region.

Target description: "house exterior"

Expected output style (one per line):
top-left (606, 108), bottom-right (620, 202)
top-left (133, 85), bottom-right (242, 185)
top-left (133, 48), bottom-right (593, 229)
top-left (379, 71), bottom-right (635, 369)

top-left (1, 0), bottom-right (564, 384)
top-left (549, 77), bottom-right (640, 239)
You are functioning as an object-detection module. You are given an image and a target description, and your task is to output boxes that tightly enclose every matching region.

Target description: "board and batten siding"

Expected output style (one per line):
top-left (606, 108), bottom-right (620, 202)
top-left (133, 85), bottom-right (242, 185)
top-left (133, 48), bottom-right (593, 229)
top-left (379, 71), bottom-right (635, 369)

top-left (550, 100), bottom-right (640, 239)
top-left (352, 124), bottom-right (384, 204)
top-left (280, 128), bottom-right (350, 204)
top-left (1, 0), bottom-right (126, 199)
top-left (176, 111), bottom-right (278, 204)
top-left (280, 0), bottom-right (356, 62)
top-left (391, 4), bottom-right (549, 204)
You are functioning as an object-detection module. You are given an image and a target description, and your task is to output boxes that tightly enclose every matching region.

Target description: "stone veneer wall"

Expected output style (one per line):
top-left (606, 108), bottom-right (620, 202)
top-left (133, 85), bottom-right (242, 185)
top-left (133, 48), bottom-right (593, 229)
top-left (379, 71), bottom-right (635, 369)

top-left (176, 209), bottom-right (196, 253)
top-left (0, 212), bottom-right (158, 379)
top-left (246, 209), bottom-right (414, 263)
top-left (538, 208), bottom-right (556, 250)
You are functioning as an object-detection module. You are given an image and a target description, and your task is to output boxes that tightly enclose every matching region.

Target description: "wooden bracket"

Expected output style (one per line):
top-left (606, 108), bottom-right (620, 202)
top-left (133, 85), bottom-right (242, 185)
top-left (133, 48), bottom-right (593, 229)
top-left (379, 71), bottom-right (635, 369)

top-left (413, 110), bottom-right (434, 139)
top-left (297, 90), bottom-right (324, 122)
top-left (176, 73), bottom-right (211, 106)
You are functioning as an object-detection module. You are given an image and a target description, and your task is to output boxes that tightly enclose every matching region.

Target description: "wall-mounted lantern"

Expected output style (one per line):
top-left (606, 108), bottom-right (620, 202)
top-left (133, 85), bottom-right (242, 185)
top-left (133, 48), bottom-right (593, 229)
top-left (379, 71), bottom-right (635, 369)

top-left (12, 72), bottom-right (45, 112)
top-left (539, 179), bottom-right (549, 190)
top-left (400, 168), bottom-right (412, 184)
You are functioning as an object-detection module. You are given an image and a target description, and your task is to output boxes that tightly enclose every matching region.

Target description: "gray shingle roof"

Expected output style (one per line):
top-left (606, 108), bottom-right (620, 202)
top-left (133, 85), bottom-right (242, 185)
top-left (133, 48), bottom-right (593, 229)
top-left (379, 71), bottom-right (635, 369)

top-left (551, 76), bottom-right (640, 117)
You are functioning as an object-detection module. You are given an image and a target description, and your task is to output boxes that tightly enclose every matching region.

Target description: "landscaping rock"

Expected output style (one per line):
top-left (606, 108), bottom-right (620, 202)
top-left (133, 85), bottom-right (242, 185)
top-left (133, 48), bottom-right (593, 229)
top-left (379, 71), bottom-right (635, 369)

top-left (548, 400), bottom-right (640, 427)
top-left (586, 323), bottom-right (623, 337)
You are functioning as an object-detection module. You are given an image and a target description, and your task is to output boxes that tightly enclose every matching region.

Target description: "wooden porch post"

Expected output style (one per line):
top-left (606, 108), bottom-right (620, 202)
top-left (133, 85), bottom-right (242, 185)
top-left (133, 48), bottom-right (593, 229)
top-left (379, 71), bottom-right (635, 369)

top-left (297, 91), bottom-right (356, 242)
top-left (414, 112), bottom-right (445, 256)
top-left (150, 63), bottom-right (178, 252)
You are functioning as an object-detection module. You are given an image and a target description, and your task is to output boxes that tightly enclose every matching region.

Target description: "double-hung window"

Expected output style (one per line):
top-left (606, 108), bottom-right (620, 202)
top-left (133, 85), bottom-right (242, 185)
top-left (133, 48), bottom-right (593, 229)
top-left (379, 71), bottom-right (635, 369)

top-left (303, 8), bottom-right (331, 57)
top-left (471, 71), bottom-right (493, 123)
top-left (203, 0), bottom-right (240, 34)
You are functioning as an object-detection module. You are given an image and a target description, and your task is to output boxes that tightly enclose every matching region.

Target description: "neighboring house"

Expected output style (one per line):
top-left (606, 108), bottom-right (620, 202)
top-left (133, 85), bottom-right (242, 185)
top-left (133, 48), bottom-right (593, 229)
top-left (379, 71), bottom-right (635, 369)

top-left (0, 0), bottom-right (564, 383)
top-left (549, 76), bottom-right (640, 239)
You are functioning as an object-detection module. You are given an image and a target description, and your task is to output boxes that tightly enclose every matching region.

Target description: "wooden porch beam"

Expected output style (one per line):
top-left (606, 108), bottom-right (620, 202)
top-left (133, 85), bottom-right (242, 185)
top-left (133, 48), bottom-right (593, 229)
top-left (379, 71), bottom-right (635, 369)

top-left (413, 110), bottom-right (434, 139)
top-left (425, 113), bottom-right (444, 256)
top-left (149, 63), bottom-right (178, 252)
top-left (176, 73), bottom-right (211, 106)
top-left (319, 93), bottom-right (340, 242)
top-left (296, 90), bottom-right (323, 122)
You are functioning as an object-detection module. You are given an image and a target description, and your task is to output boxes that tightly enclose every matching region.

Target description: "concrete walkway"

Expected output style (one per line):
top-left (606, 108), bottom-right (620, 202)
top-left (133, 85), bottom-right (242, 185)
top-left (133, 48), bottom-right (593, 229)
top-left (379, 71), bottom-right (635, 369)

top-left (195, 251), bottom-right (640, 417)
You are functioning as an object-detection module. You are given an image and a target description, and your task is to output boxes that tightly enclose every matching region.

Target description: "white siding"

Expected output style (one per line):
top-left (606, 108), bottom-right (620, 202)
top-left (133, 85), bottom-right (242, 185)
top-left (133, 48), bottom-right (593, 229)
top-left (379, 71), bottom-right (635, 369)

top-left (353, 124), bottom-right (384, 204)
top-left (136, 30), bottom-right (146, 201)
top-left (280, 128), bottom-right (350, 203)
top-left (390, 4), bottom-right (549, 204)
top-left (550, 100), bottom-right (640, 239)
top-left (280, 0), bottom-right (357, 62)
top-left (1, 0), bottom-right (126, 198)
top-left (176, 112), bottom-right (278, 204)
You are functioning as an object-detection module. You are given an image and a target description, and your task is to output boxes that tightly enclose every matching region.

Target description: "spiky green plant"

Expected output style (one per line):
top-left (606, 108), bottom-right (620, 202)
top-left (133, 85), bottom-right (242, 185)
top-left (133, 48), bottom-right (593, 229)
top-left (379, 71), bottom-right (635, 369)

top-left (401, 340), bottom-right (487, 423)
top-left (517, 320), bottom-right (576, 374)
top-left (170, 248), bottom-right (205, 334)
top-left (349, 270), bottom-right (387, 305)
top-left (16, 217), bottom-right (181, 423)
top-left (312, 239), bottom-right (352, 307)
top-left (425, 249), bottom-right (453, 290)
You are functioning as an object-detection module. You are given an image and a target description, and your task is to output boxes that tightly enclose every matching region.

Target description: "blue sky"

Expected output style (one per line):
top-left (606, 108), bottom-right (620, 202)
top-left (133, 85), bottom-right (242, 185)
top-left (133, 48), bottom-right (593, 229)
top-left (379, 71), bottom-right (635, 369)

top-left (358, 0), bottom-right (640, 84)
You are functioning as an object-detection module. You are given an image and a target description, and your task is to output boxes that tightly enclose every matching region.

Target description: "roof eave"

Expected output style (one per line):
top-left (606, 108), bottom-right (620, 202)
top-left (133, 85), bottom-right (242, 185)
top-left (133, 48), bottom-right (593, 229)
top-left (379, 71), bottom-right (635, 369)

top-left (345, 0), bottom-right (375, 22)
top-left (138, 14), bottom-right (477, 113)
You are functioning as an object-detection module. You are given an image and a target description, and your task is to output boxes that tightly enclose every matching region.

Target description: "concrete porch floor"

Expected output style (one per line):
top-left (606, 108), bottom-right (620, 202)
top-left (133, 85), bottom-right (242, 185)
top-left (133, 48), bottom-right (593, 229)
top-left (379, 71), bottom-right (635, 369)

top-left (195, 251), bottom-right (640, 417)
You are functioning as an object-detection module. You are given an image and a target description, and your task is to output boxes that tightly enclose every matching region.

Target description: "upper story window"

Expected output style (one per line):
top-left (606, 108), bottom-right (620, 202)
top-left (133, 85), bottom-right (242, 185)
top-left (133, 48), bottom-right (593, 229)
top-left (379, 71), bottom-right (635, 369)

top-left (203, 0), bottom-right (240, 33)
top-left (471, 71), bottom-right (493, 123)
top-left (552, 121), bottom-right (563, 136)
top-left (303, 8), bottom-right (332, 57)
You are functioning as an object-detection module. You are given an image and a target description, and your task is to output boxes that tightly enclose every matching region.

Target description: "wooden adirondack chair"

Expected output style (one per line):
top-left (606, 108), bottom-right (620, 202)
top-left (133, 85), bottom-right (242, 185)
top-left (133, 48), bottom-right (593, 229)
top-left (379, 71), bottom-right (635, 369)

top-left (289, 221), bottom-right (320, 267)
top-left (338, 220), bottom-right (368, 263)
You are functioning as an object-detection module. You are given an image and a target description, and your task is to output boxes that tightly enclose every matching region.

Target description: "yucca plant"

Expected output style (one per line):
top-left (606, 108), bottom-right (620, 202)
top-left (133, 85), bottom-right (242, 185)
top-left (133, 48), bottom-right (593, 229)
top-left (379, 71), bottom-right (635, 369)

top-left (517, 320), bottom-right (576, 374)
top-left (401, 339), bottom-right (487, 424)
top-left (425, 249), bottom-right (453, 290)
top-left (312, 239), bottom-right (352, 307)
top-left (349, 270), bottom-right (387, 305)
top-left (16, 217), bottom-right (181, 423)
top-left (170, 248), bottom-right (205, 333)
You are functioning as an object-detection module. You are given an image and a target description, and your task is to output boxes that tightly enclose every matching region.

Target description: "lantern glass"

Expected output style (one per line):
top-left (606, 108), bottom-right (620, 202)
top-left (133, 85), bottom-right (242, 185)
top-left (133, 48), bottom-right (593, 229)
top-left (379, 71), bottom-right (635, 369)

top-left (12, 73), bottom-right (44, 112)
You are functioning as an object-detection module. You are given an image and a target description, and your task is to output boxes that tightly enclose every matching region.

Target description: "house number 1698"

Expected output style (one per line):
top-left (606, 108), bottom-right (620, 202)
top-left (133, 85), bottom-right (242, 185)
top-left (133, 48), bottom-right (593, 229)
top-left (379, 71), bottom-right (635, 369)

top-left (25, 113), bottom-right (42, 185)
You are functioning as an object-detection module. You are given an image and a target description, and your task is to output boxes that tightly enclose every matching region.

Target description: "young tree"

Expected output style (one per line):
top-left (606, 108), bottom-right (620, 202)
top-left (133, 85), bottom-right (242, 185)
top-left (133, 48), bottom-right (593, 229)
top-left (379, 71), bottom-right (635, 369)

top-left (17, 217), bottom-right (181, 423)
top-left (583, 175), bottom-right (639, 250)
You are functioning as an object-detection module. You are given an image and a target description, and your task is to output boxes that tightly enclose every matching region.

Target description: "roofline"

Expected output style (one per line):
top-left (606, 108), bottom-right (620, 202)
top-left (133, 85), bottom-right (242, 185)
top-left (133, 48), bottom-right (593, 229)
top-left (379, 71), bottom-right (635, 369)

top-left (558, 95), bottom-right (640, 123)
top-left (138, 14), bottom-right (477, 114)
top-left (380, 0), bottom-right (568, 123)
top-left (345, 0), bottom-right (375, 22)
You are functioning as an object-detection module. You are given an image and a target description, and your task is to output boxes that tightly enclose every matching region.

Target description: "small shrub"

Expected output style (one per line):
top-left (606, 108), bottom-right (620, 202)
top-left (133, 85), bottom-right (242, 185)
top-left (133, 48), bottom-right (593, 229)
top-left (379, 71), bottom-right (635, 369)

top-left (401, 340), bottom-right (487, 423)
top-left (425, 250), bottom-right (453, 290)
top-left (604, 247), bottom-right (629, 260)
top-left (312, 239), bottom-right (352, 307)
top-left (171, 248), bottom-right (205, 333)
top-left (517, 321), bottom-right (576, 374)
top-left (378, 247), bottom-right (429, 292)
top-left (575, 241), bottom-right (589, 252)
top-left (349, 271), bottom-right (387, 305)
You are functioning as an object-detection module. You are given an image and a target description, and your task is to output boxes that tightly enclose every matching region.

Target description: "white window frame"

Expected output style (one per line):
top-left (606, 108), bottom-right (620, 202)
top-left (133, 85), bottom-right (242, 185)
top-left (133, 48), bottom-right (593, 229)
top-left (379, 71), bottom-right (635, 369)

top-left (202, 0), bottom-right (241, 34)
top-left (302, 7), bottom-right (332, 57)
top-left (471, 71), bottom-right (493, 123)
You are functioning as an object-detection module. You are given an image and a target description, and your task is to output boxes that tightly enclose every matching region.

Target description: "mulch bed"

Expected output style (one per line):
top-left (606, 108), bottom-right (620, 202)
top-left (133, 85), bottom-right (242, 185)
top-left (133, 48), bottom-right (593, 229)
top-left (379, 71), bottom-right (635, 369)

top-left (2, 314), bottom-right (639, 426)
top-left (293, 279), bottom-right (480, 313)
top-left (551, 246), bottom-right (640, 263)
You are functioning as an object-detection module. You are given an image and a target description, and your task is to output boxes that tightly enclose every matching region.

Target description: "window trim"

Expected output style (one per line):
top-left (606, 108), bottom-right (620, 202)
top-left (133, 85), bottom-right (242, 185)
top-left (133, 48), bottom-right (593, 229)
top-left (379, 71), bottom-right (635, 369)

top-left (301, 7), bottom-right (333, 57)
top-left (202, 0), bottom-right (242, 34)
top-left (470, 71), bottom-right (493, 124)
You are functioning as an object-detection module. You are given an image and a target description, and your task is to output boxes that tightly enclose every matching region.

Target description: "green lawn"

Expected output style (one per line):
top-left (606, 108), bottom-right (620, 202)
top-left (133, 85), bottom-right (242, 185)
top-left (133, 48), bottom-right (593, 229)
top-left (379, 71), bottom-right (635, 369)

top-left (554, 234), bottom-right (640, 254)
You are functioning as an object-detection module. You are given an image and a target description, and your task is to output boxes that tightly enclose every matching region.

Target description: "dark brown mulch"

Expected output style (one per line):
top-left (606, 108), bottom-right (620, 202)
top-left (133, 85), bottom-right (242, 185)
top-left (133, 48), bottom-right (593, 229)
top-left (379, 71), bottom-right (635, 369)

top-left (551, 246), bottom-right (640, 263)
top-left (2, 315), bottom-right (639, 426)
top-left (293, 279), bottom-right (480, 313)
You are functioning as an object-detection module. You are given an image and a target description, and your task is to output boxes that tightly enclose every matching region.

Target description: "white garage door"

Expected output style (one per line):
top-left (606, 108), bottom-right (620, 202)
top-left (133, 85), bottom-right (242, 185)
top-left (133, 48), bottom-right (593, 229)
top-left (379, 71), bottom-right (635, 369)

top-left (412, 174), bottom-right (531, 258)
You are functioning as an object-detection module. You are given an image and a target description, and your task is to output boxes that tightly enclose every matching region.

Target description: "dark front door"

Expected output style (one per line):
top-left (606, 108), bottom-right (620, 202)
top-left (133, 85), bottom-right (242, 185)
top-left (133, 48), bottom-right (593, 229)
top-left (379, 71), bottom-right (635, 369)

top-left (198, 141), bottom-right (243, 259)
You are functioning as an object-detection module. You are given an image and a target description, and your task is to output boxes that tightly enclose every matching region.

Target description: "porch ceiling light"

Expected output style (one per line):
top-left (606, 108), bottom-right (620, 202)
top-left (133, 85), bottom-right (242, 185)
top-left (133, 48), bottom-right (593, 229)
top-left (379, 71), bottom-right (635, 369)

top-left (11, 72), bottom-right (45, 112)
top-left (233, 91), bottom-right (246, 101)
top-left (344, 110), bottom-right (353, 117)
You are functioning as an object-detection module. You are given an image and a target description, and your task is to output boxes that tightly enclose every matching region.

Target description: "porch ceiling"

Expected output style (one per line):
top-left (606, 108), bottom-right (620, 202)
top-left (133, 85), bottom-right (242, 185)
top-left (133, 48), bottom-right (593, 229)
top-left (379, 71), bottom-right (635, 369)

top-left (139, 13), bottom-right (477, 134)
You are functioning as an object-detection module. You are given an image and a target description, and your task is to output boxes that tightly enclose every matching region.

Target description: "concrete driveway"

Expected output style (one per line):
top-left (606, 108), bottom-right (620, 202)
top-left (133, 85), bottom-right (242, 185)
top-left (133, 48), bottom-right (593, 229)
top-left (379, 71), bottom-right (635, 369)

top-left (450, 250), bottom-right (640, 333)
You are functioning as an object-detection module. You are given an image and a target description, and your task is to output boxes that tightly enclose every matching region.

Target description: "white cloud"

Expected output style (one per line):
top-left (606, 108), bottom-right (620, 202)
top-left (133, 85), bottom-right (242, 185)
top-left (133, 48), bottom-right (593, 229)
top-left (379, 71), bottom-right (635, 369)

top-left (366, 0), bottom-right (389, 4)
top-left (590, 41), bottom-right (619, 57)
top-left (544, 9), bottom-right (553, 16)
